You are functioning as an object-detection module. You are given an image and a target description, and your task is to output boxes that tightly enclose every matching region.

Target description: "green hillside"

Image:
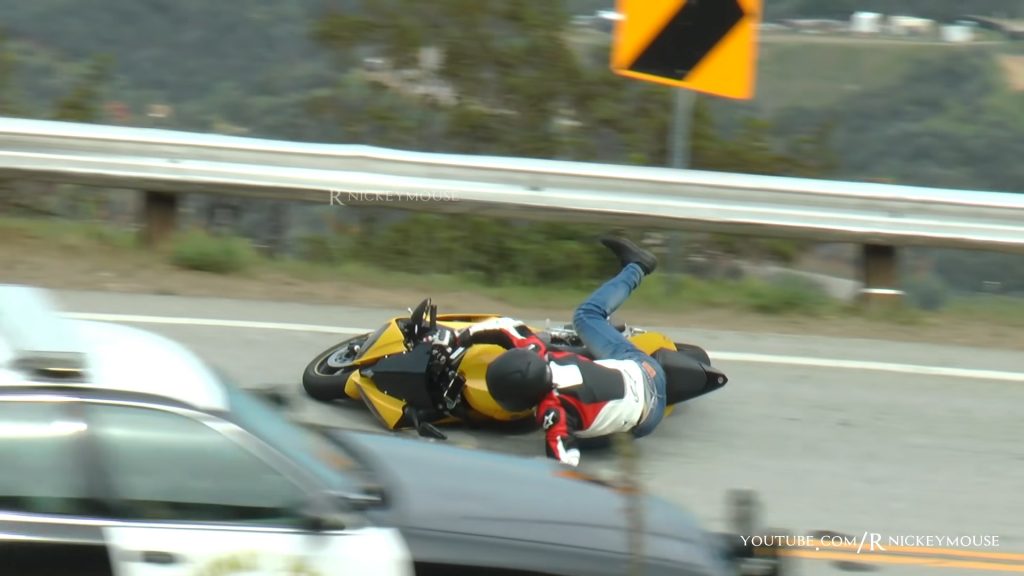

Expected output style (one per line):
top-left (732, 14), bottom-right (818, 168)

top-left (1, 0), bottom-right (1022, 303)
top-left (0, 0), bottom-right (1021, 192)
top-left (764, 0), bottom-right (1023, 20)
top-left (753, 42), bottom-right (991, 113)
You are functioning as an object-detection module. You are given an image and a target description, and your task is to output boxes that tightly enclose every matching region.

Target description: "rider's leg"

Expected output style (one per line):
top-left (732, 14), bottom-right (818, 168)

top-left (573, 235), bottom-right (657, 358)
top-left (573, 264), bottom-right (667, 437)
top-left (572, 263), bottom-right (645, 360)
top-left (631, 362), bottom-right (667, 438)
top-left (572, 236), bottom-right (668, 438)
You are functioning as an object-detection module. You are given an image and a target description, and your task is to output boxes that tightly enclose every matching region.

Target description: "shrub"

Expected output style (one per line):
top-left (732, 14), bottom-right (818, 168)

top-left (903, 274), bottom-right (950, 311)
top-left (298, 234), bottom-right (346, 264)
top-left (741, 272), bottom-right (832, 315)
top-left (171, 230), bottom-right (257, 274)
top-left (89, 226), bottom-right (137, 250)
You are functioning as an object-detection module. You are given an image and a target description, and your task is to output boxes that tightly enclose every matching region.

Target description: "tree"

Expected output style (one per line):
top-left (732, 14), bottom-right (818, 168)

top-left (0, 31), bottom-right (18, 115)
top-left (689, 94), bottom-right (837, 178)
top-left (52, 54), bottom-right (114, 122)
top-left (311, 0), bottom-right (585, 157)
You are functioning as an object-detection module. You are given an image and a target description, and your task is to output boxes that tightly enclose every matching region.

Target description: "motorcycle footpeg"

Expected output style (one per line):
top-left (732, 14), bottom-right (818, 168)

top-left (403, 406), bottom-right (448, 440)
top-left (417, 422), bottom-right (447, 441)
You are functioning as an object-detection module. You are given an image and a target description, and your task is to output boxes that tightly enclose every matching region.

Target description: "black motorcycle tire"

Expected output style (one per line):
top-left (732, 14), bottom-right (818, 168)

top-left (302, 334), bottom-right (368, 402)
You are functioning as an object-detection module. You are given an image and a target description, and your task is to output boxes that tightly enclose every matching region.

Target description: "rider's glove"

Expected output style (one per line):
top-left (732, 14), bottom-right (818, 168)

top-left (466, 317), bottom-right (528, 336)
top-left (560, 446), bottom-right (581, 467)
top-left (542, 407), bottom-right (580, 467)
top-left (456, 317), bottom-right (528, 348)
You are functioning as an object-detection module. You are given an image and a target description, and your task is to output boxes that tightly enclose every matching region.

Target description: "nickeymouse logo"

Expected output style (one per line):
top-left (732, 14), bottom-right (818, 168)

top-left (329, 190), bottom-right (458, 204)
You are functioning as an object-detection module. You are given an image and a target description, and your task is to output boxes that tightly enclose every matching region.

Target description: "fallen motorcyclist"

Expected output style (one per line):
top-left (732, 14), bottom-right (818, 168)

top-left (452, 235), bottom-right (666, 466)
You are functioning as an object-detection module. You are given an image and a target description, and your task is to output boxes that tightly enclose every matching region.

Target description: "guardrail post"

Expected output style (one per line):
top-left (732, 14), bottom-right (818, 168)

top-left (139, 191), bottom-right (178, 247)
top-left (860, 243), bottom-right (903, 304)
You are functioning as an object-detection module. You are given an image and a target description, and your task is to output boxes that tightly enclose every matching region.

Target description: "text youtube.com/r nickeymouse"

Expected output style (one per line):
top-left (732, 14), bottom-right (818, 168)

top-left (742, 533), bottom-right (1001, 552)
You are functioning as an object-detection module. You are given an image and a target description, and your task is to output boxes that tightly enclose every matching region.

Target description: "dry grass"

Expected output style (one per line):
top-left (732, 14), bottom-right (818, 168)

top-left (997, 54), bottom-right (1024, 91)
top-left (2, 217), bottom-right (1024, 351)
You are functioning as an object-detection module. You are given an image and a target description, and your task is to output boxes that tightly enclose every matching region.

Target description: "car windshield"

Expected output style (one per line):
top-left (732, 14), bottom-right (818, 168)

top-left (219, 379), bottom-right (371, 495)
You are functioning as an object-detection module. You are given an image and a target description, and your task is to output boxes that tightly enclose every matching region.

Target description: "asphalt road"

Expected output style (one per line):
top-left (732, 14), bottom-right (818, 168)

top-left (54, 290), bottom-right (1024, 575)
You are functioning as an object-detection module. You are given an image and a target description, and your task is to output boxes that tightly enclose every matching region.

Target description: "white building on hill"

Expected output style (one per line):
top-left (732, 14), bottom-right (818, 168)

top-left (850, 11), bottom-right (883, 34)
top-left (888, 15), bottom-right (936, 36)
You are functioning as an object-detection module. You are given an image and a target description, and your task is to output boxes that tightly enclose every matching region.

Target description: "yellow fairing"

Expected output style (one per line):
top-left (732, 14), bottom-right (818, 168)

top-left (343, 371), bottom-right (360, 399)
top-left (627, 331), bottom-right (676, 356)
top-left (341, 313), bottom-right (678, 428)
top-left (460, 344), bottom-right (534, 421)
top-left (352, 373), bottom-right (406, 430)
top-left (353, 373), bottom-right (463, 430)
top-left (353, 321), bottom-right (408, 364)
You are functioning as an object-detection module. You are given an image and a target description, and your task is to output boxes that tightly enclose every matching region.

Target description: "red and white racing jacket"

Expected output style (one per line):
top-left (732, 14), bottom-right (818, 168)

top-left (458, 317), bottom-right (651, 466)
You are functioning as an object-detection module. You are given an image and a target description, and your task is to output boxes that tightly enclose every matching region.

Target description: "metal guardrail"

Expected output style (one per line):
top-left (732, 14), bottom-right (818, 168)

top-left (0, 116), bottom-right (1023, 252)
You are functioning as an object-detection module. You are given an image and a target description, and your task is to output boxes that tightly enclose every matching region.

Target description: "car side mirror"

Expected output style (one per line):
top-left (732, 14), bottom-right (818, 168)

top-left (298, 501), bottom-right (348, 533)
top-left (334, 485), bottom-right (387, 510)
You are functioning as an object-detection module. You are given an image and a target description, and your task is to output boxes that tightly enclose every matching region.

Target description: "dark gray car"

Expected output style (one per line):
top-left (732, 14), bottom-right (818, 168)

top-left (234, 380), bottom-right (784, 576)
top-left (334, 428), bottom-right (735, 576)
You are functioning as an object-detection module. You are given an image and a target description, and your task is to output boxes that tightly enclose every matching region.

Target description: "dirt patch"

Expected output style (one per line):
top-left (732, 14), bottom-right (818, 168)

top-left (998, 54), bottom-right (1024, 92)
top-left (4, 232), bottom-right (1024, 354)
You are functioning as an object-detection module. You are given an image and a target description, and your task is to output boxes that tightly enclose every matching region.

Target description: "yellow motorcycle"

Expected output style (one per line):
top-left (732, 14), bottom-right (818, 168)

top-left (301, 298), bottom-right (728, 439)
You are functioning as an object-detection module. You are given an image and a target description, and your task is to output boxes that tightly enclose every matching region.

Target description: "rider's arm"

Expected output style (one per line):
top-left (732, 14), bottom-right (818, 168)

top-left (537, 392), bottom-right (580, 467)
top-left (456, 317), bottom-right (544, 351)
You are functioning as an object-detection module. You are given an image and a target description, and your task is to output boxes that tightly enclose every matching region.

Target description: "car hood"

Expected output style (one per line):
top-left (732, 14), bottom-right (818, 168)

top-left (331, 430), bottom-right (730, 576)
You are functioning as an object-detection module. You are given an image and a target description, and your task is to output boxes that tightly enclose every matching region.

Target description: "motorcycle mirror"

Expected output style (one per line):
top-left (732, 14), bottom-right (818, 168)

top-left (410, 298), bottom-right (430, 325)
top-left (405, 298), bottom-right (430, 342)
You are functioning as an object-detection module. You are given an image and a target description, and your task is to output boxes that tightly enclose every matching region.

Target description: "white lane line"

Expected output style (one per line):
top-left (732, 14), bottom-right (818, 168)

top-left (64, 312), bottom-right (368, 335)
top-left (65, 312), bottom-right (1024, 382)
top-left (714, 352), bottom-right (1024, 383)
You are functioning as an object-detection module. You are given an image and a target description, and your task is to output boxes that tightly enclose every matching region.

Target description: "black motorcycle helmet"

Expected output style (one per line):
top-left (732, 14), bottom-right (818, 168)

top-left (486, 348), bottom-right (552, 412)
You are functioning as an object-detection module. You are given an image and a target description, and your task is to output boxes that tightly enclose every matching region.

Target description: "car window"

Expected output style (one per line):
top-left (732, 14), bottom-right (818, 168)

top-left (0, 401), bottom-right (102, 517)
top-left (219, 375), bottom-right (368, 495)
top-left (86, 404), bottom-right (309, 525)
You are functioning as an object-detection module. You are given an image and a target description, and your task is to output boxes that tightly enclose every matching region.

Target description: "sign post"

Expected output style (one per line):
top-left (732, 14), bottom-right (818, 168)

top-left (608, 8), bottom-right (764, 560)
top-left (610, 0), bottom-right (762, 292)
top-left (611, 0), bottom-right (763, 162)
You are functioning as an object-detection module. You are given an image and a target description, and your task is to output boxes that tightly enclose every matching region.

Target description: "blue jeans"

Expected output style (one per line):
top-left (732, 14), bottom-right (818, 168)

top-left (572, 263), bottom-right (667, 438)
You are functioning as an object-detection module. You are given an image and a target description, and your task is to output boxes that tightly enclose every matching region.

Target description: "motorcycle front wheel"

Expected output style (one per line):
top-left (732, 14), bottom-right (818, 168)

top-left (302, 333), bottom-right (369, 402)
